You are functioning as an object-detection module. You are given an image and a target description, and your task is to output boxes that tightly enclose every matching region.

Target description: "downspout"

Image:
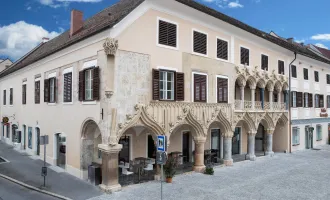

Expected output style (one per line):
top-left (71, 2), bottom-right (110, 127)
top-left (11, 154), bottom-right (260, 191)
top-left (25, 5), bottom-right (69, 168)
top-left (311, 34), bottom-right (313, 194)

top-left (288, 52), bottom-right (297, 153)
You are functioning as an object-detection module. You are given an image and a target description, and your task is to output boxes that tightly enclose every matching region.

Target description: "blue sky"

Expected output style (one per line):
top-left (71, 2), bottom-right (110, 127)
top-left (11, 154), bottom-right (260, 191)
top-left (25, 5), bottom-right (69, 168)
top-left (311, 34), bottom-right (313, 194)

top-left (0, 0), bottom-right (329, 61)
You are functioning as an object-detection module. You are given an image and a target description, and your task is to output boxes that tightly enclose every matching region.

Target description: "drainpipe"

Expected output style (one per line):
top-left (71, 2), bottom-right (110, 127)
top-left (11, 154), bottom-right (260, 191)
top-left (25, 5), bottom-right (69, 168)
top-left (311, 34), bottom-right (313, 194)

top-left (288, 52), bottom-right (297, 153)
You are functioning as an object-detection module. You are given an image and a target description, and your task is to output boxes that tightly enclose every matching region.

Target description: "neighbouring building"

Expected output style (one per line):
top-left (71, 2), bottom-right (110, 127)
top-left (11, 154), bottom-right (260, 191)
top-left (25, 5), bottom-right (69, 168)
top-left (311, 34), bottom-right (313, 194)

top-left (0, 59), bottom-right (13, 72)
top-left (0, 0), bottom-right (329, 193)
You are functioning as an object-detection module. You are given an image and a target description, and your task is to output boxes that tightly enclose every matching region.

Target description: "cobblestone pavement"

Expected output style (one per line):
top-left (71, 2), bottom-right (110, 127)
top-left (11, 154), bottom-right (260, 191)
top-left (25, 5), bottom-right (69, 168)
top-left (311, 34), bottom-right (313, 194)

top-left (89, 146), bottom-right (330, 200)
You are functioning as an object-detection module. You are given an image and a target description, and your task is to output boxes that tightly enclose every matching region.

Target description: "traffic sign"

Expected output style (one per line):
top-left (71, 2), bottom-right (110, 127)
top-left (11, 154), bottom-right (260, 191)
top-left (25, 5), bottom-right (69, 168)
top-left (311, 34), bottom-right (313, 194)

top-left (156, 152), bottom-right (167, 165)
top-left (40, 135), bottom-right (49, 145)
top-left (41, 167), bottom-right (47, 177)
top-left (157, 135), bottom-right (166, 152)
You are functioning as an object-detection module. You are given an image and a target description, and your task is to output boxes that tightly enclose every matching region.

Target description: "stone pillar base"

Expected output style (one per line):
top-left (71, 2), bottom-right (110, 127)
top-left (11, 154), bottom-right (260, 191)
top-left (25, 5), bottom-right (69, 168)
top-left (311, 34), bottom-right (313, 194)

top-left (245, 154), bottom-right (256, 161)
top-left (193, 165), bottom-right (206, 173)
top-left (223, 159), bottom-right (233, 166)
top-left (99, 184), bottom-right (121, 193)
top-left (265, 151), bottom-right (274, 157)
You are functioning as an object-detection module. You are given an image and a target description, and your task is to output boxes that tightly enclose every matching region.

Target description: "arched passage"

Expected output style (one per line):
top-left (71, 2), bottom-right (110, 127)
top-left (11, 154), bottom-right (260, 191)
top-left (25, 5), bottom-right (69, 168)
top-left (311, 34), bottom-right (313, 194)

top-left (273, 114), bottom-right (289, 152)
top-left (81, 119), bottom-right (102, 181)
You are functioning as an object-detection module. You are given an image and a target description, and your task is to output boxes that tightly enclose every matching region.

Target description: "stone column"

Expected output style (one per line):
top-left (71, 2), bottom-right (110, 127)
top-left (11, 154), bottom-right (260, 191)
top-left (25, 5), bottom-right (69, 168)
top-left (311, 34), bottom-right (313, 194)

top-left (193, 137), bottom-right (206, 172)
top-left (260, 88), bottom-right (265, 109)
top-left (265, 129), bottom-right (274, 157)
top-left (245, 131), bottom-right (256, 161)
top-left (269, 90), bottom-right (273, 110)
top-left (278, 91), bottom-right (281, 103)
top-left (222, 133), bottom-right (233, 166)
top-left (285, 90), bottom-right (289, 110)
top-left (251, 88), bottom-right (255, 110)
top-left (240, 86), bottom-right (245, 110)
top-left (220, 135), bottom-right (224, 159)
top-left (98, 144), bottom-right (122, 193)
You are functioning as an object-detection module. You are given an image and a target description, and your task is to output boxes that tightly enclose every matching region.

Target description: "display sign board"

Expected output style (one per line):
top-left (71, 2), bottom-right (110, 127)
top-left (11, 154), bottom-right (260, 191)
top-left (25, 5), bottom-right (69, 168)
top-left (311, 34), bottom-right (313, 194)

top-left (40, 135), bottom-right (49, 145)
top-left (156, 151), bottom-right (167, 165)
top-left (157, 135), bottom-right (167, 152)
top-left (41, 167), bottom-right (47, 177)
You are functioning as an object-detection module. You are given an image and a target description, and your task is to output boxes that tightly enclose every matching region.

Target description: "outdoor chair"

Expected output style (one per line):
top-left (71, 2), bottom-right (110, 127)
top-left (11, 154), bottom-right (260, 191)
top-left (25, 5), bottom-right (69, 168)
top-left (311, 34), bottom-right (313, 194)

top-left (122, 168), bottom-right (134, 183)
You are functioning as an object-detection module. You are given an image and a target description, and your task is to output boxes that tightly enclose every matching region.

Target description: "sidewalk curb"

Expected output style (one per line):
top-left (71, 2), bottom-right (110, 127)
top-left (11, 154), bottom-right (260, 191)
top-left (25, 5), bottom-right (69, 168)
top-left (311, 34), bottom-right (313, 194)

top-left (0, 173), bottom-right (72, 200)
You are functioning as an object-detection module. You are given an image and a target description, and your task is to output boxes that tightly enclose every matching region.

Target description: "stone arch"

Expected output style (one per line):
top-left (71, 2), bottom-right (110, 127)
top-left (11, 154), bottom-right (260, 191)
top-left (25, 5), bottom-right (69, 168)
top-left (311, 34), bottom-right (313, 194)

top-left (80, 119), bottom-right (102, 180)
top-left (232, 114), bottom-right (255, 132)
top-left (277, 113), bottom-right (288, 126)
top-left (170, 111), bottom-right (204, 139)
top-left (257, 78), bottom-right (266, 89)
top-left (259, 113), bottom-right (274, 130)
top-left (274, 80), bottom-right (282, 92)
top-left (282, 82), bottom-right (289, 91)
top-left (266, 80), bottom-right (274, 91)
top-left (236, 74), bottom-right (246, 87)
top-left (247, 76), bottom-right (257, 89)
top-left (117, 106), bottom-right (165, 142)
top-left (208, 110), bottom-right (232, 134)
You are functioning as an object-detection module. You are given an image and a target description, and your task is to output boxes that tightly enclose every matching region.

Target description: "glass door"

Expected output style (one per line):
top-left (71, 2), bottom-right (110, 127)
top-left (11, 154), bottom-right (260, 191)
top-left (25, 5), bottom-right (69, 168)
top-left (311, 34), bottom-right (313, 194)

top-left (211, 129), bottom-right (221, 158)
top-left (119, 136), bottom-right (130, 163)
top-left (182, 131), bottom-right (190, 163)
top-left (232, 127), bottom-right (241, 155)
top-left (147, 135), bottom-right (156, 159)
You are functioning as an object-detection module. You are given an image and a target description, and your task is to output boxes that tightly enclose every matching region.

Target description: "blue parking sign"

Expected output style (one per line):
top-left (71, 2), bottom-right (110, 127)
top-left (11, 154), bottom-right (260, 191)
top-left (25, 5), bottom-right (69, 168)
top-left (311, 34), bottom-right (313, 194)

top-left (157, 135), bottom-right (166, 152)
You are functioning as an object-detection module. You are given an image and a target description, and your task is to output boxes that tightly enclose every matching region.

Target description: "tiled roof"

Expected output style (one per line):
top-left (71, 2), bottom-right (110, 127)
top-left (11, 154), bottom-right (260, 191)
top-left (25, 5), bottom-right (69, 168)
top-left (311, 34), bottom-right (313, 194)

top-left (0, 0), bottom-right (144, 78)
top-left (314, 46), bottom-right (330, 60)
top-left (1, 0), bottom-right (330, 78)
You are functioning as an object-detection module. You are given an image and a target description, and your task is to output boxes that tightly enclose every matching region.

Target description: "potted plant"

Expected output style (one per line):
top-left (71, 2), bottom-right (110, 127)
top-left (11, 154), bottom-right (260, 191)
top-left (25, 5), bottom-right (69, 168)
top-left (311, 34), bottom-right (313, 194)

top-left (164, 156), bottom-right (177, 183)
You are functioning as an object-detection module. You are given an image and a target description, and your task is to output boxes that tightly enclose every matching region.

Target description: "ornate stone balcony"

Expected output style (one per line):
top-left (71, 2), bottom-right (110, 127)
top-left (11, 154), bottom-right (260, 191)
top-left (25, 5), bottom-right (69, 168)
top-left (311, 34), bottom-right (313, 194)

top-left (235, 100), bottom-right (286, 112)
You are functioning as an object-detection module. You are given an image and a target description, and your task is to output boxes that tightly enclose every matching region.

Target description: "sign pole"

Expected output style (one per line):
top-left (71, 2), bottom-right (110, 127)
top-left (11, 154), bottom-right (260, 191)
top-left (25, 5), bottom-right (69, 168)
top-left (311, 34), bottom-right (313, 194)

top-left (43, 143), bottom-right (46, 187)
top-left (161, 164), bottom-right (163, 200)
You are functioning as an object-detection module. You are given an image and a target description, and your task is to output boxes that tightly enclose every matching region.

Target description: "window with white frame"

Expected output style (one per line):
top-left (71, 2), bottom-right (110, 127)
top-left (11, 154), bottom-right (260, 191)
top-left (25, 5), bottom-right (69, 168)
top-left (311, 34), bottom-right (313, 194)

top-left (63, 68), bottom-right (73, 103)
top-left (304, 93), bottom-right (308, 108)
top-left (49, 78), bottom-right (56, 103)
top-left (159, 70), bottom-right (175, 100)
top-left (84, 69), bottom-right (93, 101)
top-left (292, 127), bottom-right (300, 145)
top-left (158, 19), bottom-right (177, 48)
top-left (316, 125), bottom-right (322, 141)
top-left (315, 94), bottom-right (319, 108)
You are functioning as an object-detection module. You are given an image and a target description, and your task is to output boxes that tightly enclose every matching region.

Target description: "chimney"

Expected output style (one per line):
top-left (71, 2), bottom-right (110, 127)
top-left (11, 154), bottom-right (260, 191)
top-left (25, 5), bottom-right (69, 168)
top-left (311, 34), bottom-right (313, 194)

top-left (70, 9), bottom-right (83, 37)
top-left (287, 38), bottom-right (294, 43)
top-left (42, 37), bottom-right (49, 43)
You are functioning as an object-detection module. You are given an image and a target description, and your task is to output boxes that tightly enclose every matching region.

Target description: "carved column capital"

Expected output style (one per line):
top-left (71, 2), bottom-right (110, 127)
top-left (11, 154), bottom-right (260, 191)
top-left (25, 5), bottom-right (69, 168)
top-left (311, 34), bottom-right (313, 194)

top-left (223, 132), bottom-right (234, 138)
top-left (247, 131), bottom-right (257, 136)
top-left (193, 137), bottom-right (206, 144)
top-left (98, 144), bottom-right (122, 154)
top-left (103, 37), bottom-right (118, 56)
top-left (266, 129), bottom-right (275, 135)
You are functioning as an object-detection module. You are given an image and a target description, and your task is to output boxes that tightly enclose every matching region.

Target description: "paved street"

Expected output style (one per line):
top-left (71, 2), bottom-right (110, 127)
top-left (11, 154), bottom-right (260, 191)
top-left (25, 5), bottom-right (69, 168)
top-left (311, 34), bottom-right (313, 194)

top-left (90, 146), bottom-right (330, 200)
top-left (0, 177), bottom-right (60, 200)
top-left (0, 141), bottom-right (102, 200)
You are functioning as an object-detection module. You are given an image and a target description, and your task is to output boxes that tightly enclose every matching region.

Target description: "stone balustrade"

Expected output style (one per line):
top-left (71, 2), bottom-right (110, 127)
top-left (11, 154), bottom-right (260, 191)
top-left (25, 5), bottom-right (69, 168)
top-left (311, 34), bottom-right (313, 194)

top-left (234, 100), bottom-right (287, 112)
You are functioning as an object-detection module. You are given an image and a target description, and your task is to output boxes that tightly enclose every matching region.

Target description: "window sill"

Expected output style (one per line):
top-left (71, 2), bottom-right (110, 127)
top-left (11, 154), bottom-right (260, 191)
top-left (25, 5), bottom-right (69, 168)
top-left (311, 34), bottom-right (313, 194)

top-left (216, 57), bottom-right (230, 63)
top-left (63, 102), bottom-right (73, 105)
top-left (9, 105), bottom-right (13, 107)
top-left (316, 139), bottom-right (322, 141)
top-left (48, 103), bottom-right (56, 106)
top-left (292, 144), bottom-right (300, 146)
top-left (192, 52), bottom-right (208, 58)
top-left (240, 64), bottom-right (250, 68)
top-left (82, 101), bottom-right (96, 105)
top-left (156, 44), bottom-right (179, 51)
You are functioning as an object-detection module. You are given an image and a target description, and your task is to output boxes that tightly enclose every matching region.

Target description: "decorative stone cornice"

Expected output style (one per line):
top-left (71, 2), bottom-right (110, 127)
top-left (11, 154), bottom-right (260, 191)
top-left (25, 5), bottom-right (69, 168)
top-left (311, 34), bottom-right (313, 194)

top-left (103, 37), bottom-right (118, 56)
top-left (193, 137), bottom-right (206, 144)
top-left (266, 129), bottom-right (275, 135)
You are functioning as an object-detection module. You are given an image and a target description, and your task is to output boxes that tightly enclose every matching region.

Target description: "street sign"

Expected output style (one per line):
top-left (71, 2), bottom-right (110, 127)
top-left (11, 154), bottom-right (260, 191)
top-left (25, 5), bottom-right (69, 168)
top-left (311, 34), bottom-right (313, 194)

top-left (40, 135), bottom-right (49, 145)
top-left (156, 151), bottom-right (167, 165)
top-left (41, 167), bottom-right (47, 177)
top-left (157, 135), bottom-right (166, 152)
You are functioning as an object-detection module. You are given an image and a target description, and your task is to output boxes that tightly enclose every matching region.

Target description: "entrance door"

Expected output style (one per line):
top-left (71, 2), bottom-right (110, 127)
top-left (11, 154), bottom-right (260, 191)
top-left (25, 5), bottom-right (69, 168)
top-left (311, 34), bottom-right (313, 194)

top-left (305, 126), bottom-right (310, 149)
top-left (147, 135), bottom-right (156, 159)
top-left (232, 127), bottom-right (241, 155)
top-left (211, 129), bottom-right (221, 158)
top-left (119, 136), bottom-right (130, 163)
top-left (182, 131), bottom-right (190, 163)
top-left (36, 128), bottom-right (40, 156)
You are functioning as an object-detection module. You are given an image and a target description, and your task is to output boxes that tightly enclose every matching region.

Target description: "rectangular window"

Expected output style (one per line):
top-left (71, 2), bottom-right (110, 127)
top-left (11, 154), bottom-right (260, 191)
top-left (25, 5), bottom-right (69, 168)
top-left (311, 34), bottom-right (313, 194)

top-left (28, 127), bottom-right (32, 149)
top-left (278, 60), bottom-right (284, 75)
top-left (240, 47), bottom-right (250, 66)
top-left (9, 88), bottom-right (13, 105)
top-left (63, 72), bottom-right (73, 103)
top-left (303, 68), bottom-right (308, 80)
top-left (296, 92), bottom-right (303, 107)
top-left (261, 54), bottom-right (268, 71)
top-left (159, 71), bottom-right (175, 100)
top-left (273, 93), bottom-right (278, 103)
top-left (292, 91), bottom-right (297, 107)
top-left (308, 93), bottom-right (313, 107)
top-left (320, 95), bottom-right (324, 108)
top-left (49, 77), bottom-right (56, 103)
top-left (327, 74), bottom-right (330, 84)
top-left (314, 71), bottom-right (319, 82)
top-left (316, 125), bottom-right (322, 141)
top-left (217, 77), bottom-right (228, 103)
top-left (217, 38), bottom-right (228, 60)
top-left (84, 69), bottom-right (93, 101)
top-left (158, 19), bottom-right (177, 48)
top-left (315, 94), bottom-right (319, 108)
top-left (292, 127), bottom-right (300, 145)
top-left (22, 84), bottom-right (26, 105)
top-left (304, 93), bottom-right (309, 108)
top-left (193, 30), bottom-right (207, 55)
top-left (6, 125), bottom-right (9, 138)
top-left (3, 90), bottom-right (6, 105)
top-left (291, 65), bottom-right (297, 78)
top-left (327, 95), bottom-right (330, 108)
top-left (35, 81), bottom-right (40, 104)
top-left (194, 73), bottom-right (207, 102)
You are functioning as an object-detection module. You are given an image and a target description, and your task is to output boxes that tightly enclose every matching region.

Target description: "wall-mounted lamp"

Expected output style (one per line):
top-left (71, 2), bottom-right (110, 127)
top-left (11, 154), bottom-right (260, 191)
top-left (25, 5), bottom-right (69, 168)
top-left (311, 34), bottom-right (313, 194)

top-left (105, 91), bottom-right (114, 99)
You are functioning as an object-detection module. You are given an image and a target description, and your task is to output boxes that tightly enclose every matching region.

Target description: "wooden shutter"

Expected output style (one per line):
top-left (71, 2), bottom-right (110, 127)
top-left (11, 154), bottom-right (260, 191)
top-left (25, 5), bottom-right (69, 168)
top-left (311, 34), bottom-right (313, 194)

top-left (297, 92), bottom-right (303, 107)
top-left (217, 78), bottom-right (228, 103)
top-left (10, 88), bottom-right (13, 105)
top-left (278, 60), bottom-right (284, 75)
top-left (308, 93), bottom-right (313, 107)
top-left (327, 96), bottom-right (330, 108)
top-left (291, 65), bottom-right (297, 78)
top-left (193, 31), bottom-right (207, 55)
top-left (303, 68), bottom-right (308, 80)
top-left (158, 20), bottom-right (177, 48)
top-left (217, 39), bottom-right (228, 60)
top-left (175, 72), bottom-right (184, 101)
top-left (201, 75), bottom-right (207, 102)
top-left (240, 47), bottom-right (249, 65)
top-left (63, 73), bottom-right (72, 102)
top-left (291, 92), bottom-right (294, 107)
top-left (35, 81), bottom-right (40, 104)
top-left (320, 95), bottom-right (324, 108)
top-left (44, 79), bottom-right (49, 102)
top-left (152, 69), bottom-right (160, 100)
top-left (3, 90), bottom-right (6, 105)
top-left (261, 55), bottom-right (268, 71)
top-left (22, 85), bottom-right (26, 104)
top-left (79, 71), bottom-right (85, 101)
top-left (93, 67), bottom-right (100, 101)
top-left (194, 74), bottom-right (207, 102)
top-left (53, 78), bottom-right (57, 103)
top-left (327, 74), bottom-right (330, 84)
top-left (314, 71), bottom-right (319, 82)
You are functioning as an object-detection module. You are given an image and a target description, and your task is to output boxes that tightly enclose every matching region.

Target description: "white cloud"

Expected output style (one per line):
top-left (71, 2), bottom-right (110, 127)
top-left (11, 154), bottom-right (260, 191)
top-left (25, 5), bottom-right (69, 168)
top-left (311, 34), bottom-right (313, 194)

top-left (311, 34), bottom-right (330, 41)
top-left (37, 0), bottom-right (102, 8)
top-left (315, 43), bottom-right (328, 49)
top-left (0, 21), bottom-right (60, 60)
top-left (295, 39), bottom-right (305, 43)
top-left (228, 1), bottom-right (243, 8)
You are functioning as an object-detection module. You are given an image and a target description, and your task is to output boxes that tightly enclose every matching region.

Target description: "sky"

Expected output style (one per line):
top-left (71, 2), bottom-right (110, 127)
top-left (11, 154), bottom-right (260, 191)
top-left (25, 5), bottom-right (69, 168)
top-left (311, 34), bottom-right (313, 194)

top-left (0, 0), bottom-right (329, 62)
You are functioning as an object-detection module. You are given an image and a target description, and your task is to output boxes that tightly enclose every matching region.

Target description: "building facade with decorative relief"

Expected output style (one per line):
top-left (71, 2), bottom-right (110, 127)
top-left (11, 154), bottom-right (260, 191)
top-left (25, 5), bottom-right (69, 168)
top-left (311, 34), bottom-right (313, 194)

top-left (1, 0), bottom-right (329, 193)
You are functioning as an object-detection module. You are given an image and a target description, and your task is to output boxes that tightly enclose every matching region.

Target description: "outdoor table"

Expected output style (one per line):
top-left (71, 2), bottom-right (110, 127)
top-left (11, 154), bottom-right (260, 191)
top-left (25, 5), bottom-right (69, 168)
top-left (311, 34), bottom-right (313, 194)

top-left (134, 163), bottom-right (145, 182)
